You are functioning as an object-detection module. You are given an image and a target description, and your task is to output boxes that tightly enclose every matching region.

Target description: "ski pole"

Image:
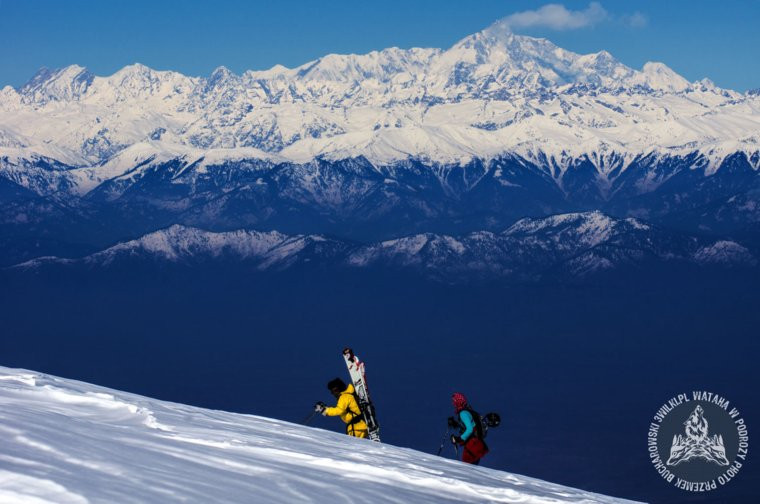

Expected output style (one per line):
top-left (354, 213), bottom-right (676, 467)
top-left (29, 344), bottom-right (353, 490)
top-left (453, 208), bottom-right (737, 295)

top-left (436, 428), bottom-right (451, 456)
top-left (301, 410), bottom-right (319, 425)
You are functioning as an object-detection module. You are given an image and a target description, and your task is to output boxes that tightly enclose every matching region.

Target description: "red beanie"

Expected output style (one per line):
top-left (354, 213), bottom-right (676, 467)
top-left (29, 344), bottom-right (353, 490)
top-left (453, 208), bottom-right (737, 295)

top-left (452, 392), bottom-right (467, 412)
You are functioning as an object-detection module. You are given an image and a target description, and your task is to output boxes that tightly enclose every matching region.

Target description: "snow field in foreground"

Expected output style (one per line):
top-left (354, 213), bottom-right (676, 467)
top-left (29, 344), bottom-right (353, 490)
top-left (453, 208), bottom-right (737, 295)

top-left (0, 367), bottom-right (641, 503)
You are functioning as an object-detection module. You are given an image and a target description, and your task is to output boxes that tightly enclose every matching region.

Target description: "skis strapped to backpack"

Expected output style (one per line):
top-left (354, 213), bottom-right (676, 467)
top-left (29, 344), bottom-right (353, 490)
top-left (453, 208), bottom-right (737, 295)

top-left (342, 347), bottom-right (381, 442)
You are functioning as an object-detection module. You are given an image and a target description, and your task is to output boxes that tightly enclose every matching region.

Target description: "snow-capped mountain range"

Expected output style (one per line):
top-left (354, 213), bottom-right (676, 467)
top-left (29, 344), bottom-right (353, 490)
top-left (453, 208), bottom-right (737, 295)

top-left (2, 20), bottom-right (759, 167)
top-left (0, 365), bottom-right (640, 503)
top-left (13, 212), bottom-right (754, 282)
top-left (2, 17), bottom-right (760, 266)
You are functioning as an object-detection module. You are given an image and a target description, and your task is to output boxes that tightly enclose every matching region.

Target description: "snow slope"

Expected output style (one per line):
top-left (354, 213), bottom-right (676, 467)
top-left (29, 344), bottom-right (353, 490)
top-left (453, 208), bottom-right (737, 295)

top-left (0, 366), bottom-right (640, 503)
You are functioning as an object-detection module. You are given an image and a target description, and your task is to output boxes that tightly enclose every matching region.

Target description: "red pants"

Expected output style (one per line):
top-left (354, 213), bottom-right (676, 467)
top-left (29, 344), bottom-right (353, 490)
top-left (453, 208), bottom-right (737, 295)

top-left (462, 437), bottom-right (488, 464)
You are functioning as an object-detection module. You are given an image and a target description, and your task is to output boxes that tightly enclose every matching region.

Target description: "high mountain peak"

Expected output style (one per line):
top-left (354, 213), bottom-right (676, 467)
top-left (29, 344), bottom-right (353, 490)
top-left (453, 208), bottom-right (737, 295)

top-left (210, 65), bottom-right (234, 78)
top-left (639, 62), bottom-right (690, 92)
top-left (437, 26), bottom-right (636, 91)
top-left (18, 64), bottom-right (94, 104)
top-left (696, 77), bottom-right (718, 90)
top-left (109, 62), bottom-right (176, 82)
top-left (287, 46), bottom-right (439, 83)
top-left (206, 66), bottom-right (239, 89)
top-left (20, 64), bottom-right (89, 89)
top-left (116, 62), bottom-right (152, 73)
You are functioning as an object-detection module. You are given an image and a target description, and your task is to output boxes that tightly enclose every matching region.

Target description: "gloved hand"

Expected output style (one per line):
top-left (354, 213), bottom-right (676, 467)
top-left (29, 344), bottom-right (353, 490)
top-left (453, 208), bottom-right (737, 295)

top-left (447, 416), bottom-right (459, 428)
top-left (450, 434), bottom-right (464, 445)
top-left (314, 401), bottom-right (326, 414)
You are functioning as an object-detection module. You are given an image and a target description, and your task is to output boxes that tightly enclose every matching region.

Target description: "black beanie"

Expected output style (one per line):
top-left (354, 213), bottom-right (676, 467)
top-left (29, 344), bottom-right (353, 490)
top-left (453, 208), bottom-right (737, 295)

top-left (327, 377), bottom-right (346, 391)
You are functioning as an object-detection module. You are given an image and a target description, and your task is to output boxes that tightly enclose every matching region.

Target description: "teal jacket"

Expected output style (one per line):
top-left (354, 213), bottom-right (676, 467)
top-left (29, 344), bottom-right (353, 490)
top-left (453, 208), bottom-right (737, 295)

top-left (458, 410), bottom-right (477, 441)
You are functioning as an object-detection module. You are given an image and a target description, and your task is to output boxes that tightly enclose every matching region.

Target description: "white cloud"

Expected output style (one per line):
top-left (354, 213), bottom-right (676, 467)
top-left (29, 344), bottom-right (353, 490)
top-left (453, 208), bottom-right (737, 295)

top-left (497, 3), bottom-right (648, 32)
top-left (502, 2), bottom-right (609, 31)
top-left (625, 12), bottom-right (648, 28)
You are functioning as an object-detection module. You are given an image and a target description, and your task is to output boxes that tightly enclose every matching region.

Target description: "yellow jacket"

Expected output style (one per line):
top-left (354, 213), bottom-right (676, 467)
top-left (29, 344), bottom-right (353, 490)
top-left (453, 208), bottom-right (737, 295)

top-left (324, 384), bottom-right (368, 437)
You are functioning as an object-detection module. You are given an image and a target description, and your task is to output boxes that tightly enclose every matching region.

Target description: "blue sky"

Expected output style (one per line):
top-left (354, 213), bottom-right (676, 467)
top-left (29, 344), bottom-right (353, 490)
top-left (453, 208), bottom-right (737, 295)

top-left (1, 0), bottom-right (758, 91)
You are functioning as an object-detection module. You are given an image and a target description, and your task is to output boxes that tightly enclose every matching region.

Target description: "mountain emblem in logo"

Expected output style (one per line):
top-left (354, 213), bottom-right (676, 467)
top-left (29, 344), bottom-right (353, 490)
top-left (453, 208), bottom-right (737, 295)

top-left (667, 405), bottom-right (729, 466)
top-left (648, 392), bottom-right (749, 492)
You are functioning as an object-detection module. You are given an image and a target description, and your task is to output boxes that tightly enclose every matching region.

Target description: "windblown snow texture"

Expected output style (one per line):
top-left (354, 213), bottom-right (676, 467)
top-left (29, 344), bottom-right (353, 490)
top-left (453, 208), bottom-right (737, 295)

top-left (0, 366), bottom-right (640, 504)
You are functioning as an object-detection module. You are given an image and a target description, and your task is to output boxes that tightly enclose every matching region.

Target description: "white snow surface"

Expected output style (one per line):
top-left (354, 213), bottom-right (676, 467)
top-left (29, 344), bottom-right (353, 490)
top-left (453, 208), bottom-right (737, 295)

top-left (0, 366), bottom-right (641, 504)
top-left (1, 20), bottom-right (759, 174)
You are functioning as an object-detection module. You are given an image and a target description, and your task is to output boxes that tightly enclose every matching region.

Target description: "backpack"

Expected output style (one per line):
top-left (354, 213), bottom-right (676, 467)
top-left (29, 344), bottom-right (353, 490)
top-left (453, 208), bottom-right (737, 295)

top-left (342, 391), bottom-right (364, 423)
top-left (342, 390), bottom-right (379, 432)
top-left (456, 408), bottom-right (501, 437)
top-left (481, 412), bottom-right (501, 437)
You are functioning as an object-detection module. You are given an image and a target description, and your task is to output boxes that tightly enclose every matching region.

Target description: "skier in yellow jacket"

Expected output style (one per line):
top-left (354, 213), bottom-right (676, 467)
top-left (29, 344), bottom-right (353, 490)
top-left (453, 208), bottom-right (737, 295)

top-left (315, 378), bottom-right (368, 438)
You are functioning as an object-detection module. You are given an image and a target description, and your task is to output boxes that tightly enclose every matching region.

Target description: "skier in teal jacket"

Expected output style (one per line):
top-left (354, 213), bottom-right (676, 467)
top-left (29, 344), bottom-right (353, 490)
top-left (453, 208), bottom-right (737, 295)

top-left (449, 392), bottom-right (489, 464)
